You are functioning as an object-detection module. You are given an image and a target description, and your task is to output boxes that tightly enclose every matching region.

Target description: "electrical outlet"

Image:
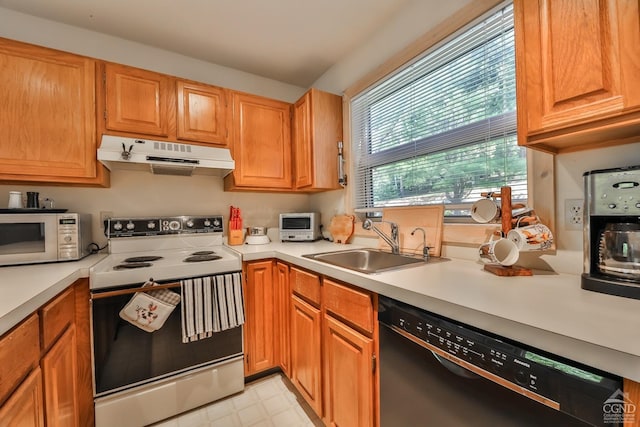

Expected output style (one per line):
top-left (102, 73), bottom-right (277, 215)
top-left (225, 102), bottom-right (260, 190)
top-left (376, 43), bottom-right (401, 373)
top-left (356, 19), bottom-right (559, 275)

top-left (564, 199), bottom-right (584, 230)
top-left (100, 211), bottom-right (113, 224)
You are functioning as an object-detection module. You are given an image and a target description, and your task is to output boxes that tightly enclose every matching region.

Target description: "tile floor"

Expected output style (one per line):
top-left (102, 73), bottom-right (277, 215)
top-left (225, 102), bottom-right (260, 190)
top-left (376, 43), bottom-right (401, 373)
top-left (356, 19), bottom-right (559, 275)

top-left (151, 373), bottom-right (323, 427)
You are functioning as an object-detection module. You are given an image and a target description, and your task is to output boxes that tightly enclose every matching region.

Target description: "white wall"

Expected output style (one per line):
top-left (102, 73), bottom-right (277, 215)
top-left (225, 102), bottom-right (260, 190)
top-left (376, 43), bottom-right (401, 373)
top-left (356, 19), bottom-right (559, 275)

top-left (0, 172), bottom-right (309, 247)
top-left (312, 0), bottom-right (473, 94)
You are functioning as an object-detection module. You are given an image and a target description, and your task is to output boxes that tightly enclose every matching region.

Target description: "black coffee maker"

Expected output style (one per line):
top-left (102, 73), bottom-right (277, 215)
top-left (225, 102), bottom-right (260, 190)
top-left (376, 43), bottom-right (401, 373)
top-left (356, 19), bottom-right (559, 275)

top-left (582, 165), bottom-right (640, 299)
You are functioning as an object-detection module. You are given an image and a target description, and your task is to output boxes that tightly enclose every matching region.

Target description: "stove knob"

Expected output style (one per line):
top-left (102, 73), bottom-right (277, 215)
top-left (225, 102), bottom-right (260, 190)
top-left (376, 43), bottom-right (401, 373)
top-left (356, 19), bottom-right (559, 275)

top-left (186, 220), bottom-right (194, 228)
top-left (636, 202), bottom-right (640, 209)
top-left (147, 221), bottom-right (156, 229)
top-left (113, 221), bottom-right (123, 231)
top-left (204, 219), bottom-right (211, 227)
top-left (212, 218), bottom-right (221, 227)
top-left (608, 203), bottom-right (617, 209)
top-left (126, 221), bottom-right (135, 230)
top-left (169, 220), bottom-right (181, 231)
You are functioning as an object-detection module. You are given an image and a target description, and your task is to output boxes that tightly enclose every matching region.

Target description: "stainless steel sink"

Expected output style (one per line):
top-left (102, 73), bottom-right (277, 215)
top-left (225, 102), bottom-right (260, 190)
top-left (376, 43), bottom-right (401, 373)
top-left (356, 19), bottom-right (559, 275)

top-left (303, 248), bottom-right (448, 274)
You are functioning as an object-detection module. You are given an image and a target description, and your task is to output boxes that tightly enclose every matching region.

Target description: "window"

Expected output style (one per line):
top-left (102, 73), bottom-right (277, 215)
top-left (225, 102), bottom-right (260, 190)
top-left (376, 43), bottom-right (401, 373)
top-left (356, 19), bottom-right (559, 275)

top-left (351, 2), bottom-right (524, 217)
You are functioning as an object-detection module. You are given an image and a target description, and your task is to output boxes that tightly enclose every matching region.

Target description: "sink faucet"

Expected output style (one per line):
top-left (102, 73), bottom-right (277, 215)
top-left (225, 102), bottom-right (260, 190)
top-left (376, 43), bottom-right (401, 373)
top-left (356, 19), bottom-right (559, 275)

top-left (362, 219), bottom-right (400, 254)
top-left (411, 227), bottom-right (430, 260)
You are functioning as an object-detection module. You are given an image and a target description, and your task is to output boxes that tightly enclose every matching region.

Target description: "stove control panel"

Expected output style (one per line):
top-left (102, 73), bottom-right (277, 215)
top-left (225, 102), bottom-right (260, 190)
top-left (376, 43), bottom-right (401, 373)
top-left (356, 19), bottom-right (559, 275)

top-left (106, 215), bottom-right (224, 237)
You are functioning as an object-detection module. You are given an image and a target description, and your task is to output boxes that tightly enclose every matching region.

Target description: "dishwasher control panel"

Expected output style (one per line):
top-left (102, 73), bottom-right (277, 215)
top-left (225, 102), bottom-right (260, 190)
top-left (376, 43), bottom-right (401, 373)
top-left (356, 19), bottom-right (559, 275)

top-left (392, 306), bottom-right (530, 386)
top-left (378, 296), bottom-right (622, 427)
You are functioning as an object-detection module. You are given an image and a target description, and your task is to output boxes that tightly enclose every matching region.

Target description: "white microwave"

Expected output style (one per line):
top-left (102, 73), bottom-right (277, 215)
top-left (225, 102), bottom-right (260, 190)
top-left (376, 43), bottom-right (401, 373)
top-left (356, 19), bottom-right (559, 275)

top-left (279, 212), bottom-right (321, 242)
top-left (0, 212), bottom-right (92, 266)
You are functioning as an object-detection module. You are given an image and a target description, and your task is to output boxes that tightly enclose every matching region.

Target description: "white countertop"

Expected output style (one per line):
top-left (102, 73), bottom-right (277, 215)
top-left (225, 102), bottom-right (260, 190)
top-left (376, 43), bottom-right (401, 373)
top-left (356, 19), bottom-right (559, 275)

top-left (0, 254), bottom-right (106, 336)
top-left (234, 240), bottom-right (640, 382)
top-left (2, 242), bottom-right (639, 382)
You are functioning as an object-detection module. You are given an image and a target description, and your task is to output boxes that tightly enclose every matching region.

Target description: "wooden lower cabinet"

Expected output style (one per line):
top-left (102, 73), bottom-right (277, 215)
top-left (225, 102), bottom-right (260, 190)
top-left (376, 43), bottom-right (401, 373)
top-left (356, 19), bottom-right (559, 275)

top-left (42, 326), bottom-right (79, 427)
top-left (73, 279), bottom-right (94, 427)
top-left (290, 294), bottom-right (323, 415)
top-left (244, 260), bottom-right (277, 375)
top-left (323, 314), bottom-right (374, 427)
top-left (0, 279), bottom-right (91, 427)
top-left (275, 262), bottom-right (291, 376)
top-left (624, 379), bottom-right (640, 427)
top-left (224, 91), bottom-right (292, 190)
top-left (0, 368), bottom-right (44, 427)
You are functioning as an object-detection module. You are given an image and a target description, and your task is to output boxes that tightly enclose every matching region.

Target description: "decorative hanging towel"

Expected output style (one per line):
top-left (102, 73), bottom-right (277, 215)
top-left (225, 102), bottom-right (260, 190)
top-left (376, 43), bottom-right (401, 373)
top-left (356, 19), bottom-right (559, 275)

top-left (180, 272), bottom-right (244, 343)
top-left (119, 280), bottom-right (181, 332)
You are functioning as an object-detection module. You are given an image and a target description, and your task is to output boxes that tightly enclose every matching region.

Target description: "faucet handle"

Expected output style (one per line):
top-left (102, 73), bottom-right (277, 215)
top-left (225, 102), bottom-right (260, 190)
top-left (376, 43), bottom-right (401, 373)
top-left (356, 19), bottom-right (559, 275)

top-left (411, 227), bottom-right (430, 259)
top-left (389, 221), bottom-right (399, 238)
top-left (422, 245), bottom-right (431, 259)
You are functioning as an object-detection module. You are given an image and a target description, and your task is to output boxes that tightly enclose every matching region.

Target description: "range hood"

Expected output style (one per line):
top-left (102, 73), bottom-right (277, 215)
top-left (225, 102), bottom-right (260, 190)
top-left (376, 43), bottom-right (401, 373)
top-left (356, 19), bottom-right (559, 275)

top-left (97, 135), bottom-right (235, 177)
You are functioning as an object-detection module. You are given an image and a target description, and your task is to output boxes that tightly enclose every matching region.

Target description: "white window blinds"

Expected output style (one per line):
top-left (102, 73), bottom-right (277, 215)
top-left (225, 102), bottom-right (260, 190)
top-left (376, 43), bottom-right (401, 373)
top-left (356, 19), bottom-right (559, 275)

top-left (351, 2), bottom-right (525, 215)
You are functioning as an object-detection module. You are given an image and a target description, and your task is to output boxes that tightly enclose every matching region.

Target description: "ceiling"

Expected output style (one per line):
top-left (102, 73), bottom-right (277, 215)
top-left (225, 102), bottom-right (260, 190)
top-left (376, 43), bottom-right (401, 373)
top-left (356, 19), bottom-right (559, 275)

top-left (0, 0), bottom-right (411, 87)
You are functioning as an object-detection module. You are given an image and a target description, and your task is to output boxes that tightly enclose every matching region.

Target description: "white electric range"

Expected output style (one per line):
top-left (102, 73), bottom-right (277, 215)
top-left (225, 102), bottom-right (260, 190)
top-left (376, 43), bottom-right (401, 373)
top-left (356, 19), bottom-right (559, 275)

top-left (90, 215), bottom-right (242, 289)
top-left (89, 215), bottom-right (244, 427)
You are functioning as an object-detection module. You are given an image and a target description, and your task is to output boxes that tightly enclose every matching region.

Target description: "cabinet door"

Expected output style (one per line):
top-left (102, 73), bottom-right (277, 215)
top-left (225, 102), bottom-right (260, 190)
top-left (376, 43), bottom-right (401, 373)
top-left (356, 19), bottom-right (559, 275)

top-left (323, 315), bottom-right (374, 427)
top-left (514, 0), bottom-right (640, 152)
top-left (0, 39), bottom-right (99, 183)
top-left (0, 368), bottom-right (44, 427)
top-left (227, 92), bottom-right (292, 189)
top-left (293, 88), bottom-right (343, 190)
top-left (42, 325), bottom-right (79, 427)
top-left (0, 314), bottom-right (39, 405)
top-left (244, 260), bottom-right (276, 375)
top-left (274, 262), bottom-right (291, 377)
top-left (104, 63), bottom-right (171, 137)
top-left (73, 279), bottom-right (94, 427)
top-left (290, 295), bottom-right (322, 415)
top-left (177, 80), bottom-right (228, 145)
top-left (293, 92), bottom-right (313, 188)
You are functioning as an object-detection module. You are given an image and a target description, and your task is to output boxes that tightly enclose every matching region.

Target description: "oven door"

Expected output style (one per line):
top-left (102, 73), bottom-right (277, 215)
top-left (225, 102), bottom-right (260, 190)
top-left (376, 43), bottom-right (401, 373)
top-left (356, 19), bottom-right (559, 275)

top-left (0, 213), bottom-right (58, 266)
top-left (91, 282), bottom-right (243, 397)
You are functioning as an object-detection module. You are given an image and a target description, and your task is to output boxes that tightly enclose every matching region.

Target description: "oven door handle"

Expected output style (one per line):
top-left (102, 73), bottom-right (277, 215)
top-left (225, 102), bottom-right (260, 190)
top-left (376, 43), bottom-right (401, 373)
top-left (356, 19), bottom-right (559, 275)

top-left (91, 281), bottom-right (181, 300)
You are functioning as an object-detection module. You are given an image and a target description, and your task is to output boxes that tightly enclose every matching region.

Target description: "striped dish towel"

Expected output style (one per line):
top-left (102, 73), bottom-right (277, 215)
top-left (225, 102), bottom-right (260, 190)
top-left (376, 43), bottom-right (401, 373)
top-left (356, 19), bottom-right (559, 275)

top-left (180, 272), bottom-right (245, 343)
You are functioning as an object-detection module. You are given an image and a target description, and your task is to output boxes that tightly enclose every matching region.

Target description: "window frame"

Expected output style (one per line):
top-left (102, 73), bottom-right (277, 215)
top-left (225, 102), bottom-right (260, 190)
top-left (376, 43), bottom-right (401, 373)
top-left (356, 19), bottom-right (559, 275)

top-left (350, 0), bottom-right (523, 217)
top-left (341, 0), bottom-right (555, 242)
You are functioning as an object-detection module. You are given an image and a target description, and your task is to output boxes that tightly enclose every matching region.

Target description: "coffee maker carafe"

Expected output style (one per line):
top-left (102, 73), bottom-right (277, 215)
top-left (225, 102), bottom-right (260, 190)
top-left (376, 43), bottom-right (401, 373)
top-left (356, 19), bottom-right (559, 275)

top-left (582, 165), bottom-right (640, 299)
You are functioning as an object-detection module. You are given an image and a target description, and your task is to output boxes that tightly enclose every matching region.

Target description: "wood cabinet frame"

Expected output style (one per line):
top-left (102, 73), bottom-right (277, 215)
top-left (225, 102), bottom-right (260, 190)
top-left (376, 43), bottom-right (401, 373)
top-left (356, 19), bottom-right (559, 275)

top-left (0, 37), bottom-right (107, 187)
top-left (514, 0), bottom-right (640, 153)
top-left (0, 279), bottom-right (92, 426)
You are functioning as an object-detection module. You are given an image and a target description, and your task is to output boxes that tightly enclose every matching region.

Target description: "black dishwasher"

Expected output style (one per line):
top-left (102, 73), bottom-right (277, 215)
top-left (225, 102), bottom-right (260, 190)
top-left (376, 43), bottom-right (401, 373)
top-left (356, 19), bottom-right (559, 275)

top-left (378, 296), bottom-right (623, 427)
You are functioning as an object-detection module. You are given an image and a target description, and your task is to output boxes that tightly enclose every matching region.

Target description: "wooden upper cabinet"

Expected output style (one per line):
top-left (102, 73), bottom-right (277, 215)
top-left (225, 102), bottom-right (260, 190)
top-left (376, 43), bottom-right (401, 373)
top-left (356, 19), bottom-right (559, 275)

top-left (177, 80), bottom-right (228, 145)
top-left (0, 38), bottom-right (105, 186)
top-left (104, 63), bottom-right (171, 137)
top-left (514, 0), bottom-right (640, 153)
top-left (293, 88), bottom-right (343, 190)
top-left (224, 91), bottom-right (292, 190)
top-left (101, 63), bottom-right (228, 146)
